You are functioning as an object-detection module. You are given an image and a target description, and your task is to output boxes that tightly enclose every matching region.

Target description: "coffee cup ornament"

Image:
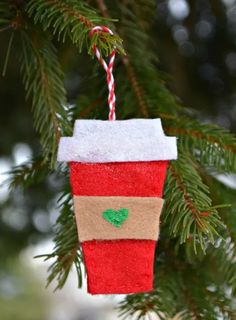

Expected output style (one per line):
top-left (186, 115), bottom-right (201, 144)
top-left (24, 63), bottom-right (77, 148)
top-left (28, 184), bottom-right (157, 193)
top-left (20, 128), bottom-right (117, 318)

top-left (57, 27), bottom-right (178, 295)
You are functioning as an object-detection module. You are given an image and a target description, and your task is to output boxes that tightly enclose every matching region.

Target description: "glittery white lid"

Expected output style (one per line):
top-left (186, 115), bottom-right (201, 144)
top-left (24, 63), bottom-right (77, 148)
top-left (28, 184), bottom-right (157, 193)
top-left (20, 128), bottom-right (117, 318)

top-left (57, 119), bottom-right (177, 163)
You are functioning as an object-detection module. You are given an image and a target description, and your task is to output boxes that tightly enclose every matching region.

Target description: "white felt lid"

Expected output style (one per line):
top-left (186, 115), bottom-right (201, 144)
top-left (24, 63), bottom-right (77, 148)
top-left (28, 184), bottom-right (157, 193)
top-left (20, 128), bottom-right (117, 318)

top-left (57, 119), bottom-right (177, 163)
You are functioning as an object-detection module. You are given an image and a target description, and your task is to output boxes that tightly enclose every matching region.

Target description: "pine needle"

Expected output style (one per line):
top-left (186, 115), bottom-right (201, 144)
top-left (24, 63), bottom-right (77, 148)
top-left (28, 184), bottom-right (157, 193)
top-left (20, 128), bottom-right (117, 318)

top-left (2, 31), bottom-right (14, 77)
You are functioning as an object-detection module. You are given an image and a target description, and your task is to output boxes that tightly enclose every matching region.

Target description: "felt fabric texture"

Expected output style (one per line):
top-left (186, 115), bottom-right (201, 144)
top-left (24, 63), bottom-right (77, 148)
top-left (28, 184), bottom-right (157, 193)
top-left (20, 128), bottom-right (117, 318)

top-left (70, 161), bottom-right (168, 197)
top-left (73, 196), bottom-right (164, 241)
top-left (82, 239), bottom-right (156, 294)
top-left (57, 119), bottom-right (177, 163)
top-left (73, 118), bottom-right (164, 137)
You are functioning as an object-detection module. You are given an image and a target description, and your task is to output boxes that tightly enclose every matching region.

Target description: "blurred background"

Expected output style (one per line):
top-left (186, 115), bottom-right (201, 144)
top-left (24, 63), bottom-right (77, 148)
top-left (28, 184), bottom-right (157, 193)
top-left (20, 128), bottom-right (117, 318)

top-left (0, 0), bottom-right (236, 319)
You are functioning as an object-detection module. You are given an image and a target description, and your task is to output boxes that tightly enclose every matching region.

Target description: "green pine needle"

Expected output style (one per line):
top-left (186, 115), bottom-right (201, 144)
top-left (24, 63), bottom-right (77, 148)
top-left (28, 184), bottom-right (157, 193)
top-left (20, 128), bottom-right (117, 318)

top-left (2, 31), bottom-right (14, 76)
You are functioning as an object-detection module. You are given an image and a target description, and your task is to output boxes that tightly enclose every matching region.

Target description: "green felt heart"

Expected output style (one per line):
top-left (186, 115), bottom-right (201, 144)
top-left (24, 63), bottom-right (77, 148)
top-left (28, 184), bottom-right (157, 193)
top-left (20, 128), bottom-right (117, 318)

top-left (102, 208), bottom-right (129, 228)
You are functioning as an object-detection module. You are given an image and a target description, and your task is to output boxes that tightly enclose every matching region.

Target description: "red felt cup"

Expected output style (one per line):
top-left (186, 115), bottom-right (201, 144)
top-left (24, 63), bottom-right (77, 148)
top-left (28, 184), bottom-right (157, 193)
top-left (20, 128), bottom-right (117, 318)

top-left (57, 120), bottom-right (177, 294)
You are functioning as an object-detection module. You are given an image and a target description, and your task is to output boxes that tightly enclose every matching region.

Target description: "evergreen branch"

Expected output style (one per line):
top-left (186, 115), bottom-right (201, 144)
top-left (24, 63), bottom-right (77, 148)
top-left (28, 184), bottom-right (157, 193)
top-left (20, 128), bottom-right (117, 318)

top-left (155, 242), bottom-right (236, 320)
top-left (0, 2), bottom-right (23, 76)
top-left (35, 192), bottom-right (83, 290)
top-left (163, 151), bottom-right (225, 253)
top-left (199, 173), bottom-right (236, 243)
top-left (167, 124), bottom-right (236, 154)
top-left (0, 1), bottom-right (25, 30)
top-left (205, 178), bottom-right (236, 299)
top-left (209, 239), bottom-right (236, 298)
top-left (27, 0), bottom-right (94, 29)
top-left (26, 0), bottom-right (124, 56)
top-left (20, 31), bottom-right (70, 168)
top-left (152, 239), bottom-right (236, 319)
top-left (179, 272), bottom-right (236, 320)
top-left (181, 291), bottom-right (199, 320)
top-left (164, 119), bottom-right (236, 173)
top-left (6, 157), bottom-right (49, 190)
top-left (118, 290), bottom-right (170, 320)
top-left (0, 3), bottom-right (14, 29)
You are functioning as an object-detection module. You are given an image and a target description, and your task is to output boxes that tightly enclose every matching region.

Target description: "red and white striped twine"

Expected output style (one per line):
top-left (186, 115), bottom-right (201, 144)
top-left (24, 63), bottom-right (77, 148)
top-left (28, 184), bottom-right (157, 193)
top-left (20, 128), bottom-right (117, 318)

top-left (89, 26), bottom-right (116, 121)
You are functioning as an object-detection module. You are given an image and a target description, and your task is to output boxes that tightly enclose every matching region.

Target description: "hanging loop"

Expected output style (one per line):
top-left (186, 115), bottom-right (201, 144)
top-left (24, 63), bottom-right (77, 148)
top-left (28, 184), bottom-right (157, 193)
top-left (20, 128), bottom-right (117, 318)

top-left (89, 26), bottom-right (116, 121)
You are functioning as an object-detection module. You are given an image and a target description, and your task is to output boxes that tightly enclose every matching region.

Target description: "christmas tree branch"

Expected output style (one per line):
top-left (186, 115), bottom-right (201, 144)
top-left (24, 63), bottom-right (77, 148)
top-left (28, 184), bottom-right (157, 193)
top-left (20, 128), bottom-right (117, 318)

top-left (155, 244), bottom-right (236, 319)
top-left (20, 31), bottom-right (70, 167)
top-left (163, 151), bottom-right (224, 253)
top-left (167, 127), bottom-right (236, 155)
top-left (119, 290), bottom-right (170, 319)
top-left (204, 173), bottom-right (236, 289)
top-left (27, 0), bottom-right (94, 28)
top-left (6, 157), bottom-right (48, 189)
top-left (35, 192), bottom-right (83, 290)
top-left (190, 165), bottom-right (236, 245)
top-left (164, 119), bottom-right (236, 173)
top-left (26, 0), bottom-right (124, 56)
top-left (0, 3), bottom-right (14, 29)
top-left (209, 239), bottom-right (236, 297)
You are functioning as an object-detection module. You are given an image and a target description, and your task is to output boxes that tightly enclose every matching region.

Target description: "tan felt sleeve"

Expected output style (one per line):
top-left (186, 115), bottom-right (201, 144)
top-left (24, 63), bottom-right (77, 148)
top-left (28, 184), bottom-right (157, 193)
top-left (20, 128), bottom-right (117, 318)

top-left (73, 196), bottom-right (164, 242)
